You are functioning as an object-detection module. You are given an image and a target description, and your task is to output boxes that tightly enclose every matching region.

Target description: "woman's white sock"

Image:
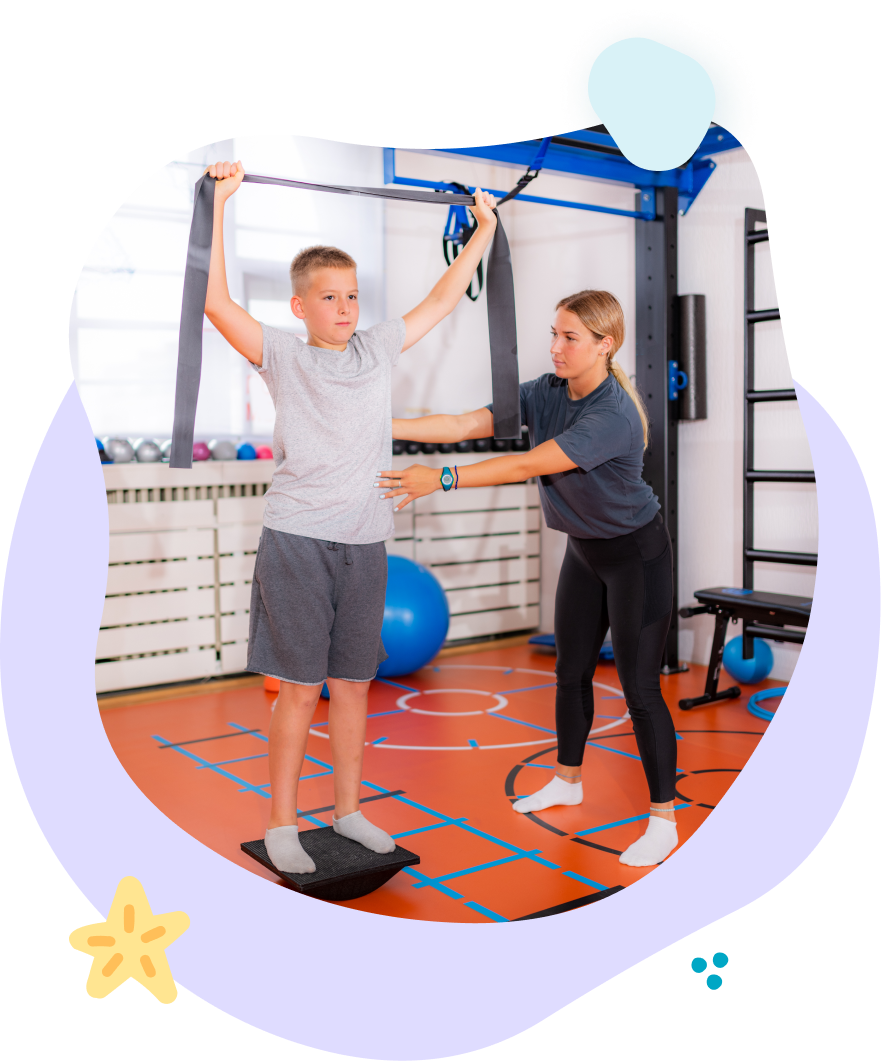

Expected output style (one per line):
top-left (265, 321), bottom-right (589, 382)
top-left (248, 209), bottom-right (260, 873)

top-left (264, 825), bottom-right (316, 874)
top-left (513, 775), bottom-right (583, 814)
top-left (333, 810), bottom-right (396, 854)
top-left (619, 815), bottom-right (678, 866)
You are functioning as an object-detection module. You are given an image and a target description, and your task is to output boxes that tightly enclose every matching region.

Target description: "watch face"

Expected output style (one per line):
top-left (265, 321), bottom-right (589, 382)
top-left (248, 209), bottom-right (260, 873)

top-left (441, 473), bottom-right (453, 487)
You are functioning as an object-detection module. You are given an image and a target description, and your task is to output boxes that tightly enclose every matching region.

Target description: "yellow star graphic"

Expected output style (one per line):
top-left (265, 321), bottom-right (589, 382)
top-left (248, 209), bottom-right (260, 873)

top-left (69, 877), bottom-right (189, 1003)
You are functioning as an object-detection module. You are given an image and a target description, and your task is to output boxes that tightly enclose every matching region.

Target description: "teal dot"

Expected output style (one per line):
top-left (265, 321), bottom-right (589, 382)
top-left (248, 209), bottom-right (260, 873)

top-left (691, 957), bottom-right (707, 973)
top-left (707, 974), bottom-right (723, 990)
top-left (713, 952), bottom-right (729, 968)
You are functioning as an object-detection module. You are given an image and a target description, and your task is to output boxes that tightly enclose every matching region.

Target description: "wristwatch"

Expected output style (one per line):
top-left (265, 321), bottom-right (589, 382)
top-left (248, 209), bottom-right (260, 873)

top-left (440, 466), bottom-right (454, 492)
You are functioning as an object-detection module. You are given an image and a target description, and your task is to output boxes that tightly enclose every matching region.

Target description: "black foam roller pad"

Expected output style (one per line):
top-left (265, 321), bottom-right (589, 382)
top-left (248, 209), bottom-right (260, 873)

top-left (678, 294), bottom-right (707, 421)
top-left (242, 827), bottom-right (420, 901)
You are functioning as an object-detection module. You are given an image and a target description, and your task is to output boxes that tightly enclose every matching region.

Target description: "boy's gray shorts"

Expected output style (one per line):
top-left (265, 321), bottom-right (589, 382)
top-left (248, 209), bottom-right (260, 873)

top-left (246, 528), bottom-right (388, 686)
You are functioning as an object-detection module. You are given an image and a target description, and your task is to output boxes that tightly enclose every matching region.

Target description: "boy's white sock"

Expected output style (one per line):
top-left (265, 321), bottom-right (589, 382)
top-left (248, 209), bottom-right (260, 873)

top-left (512, 775), bottom-right (583, 814)
top-left (619, 815), bottom-right (678, 867)
top-left (333, 810), bottom-right (396, 854)
top-left (264, 825), bottom-right (316, 874)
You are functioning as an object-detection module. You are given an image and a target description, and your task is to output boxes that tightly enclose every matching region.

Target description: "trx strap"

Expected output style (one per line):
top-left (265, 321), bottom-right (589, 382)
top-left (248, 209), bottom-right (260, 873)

top-left (442, 183), bottom-right (483, 302)
top-left (170, 170), bottom-right (530, 468)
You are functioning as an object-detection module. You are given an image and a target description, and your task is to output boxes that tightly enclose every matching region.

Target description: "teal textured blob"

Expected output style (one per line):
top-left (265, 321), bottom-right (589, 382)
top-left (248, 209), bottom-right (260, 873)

top-left (564, 12), bottom-right (759, 146)
top-left (713, 952), bottom-right (729, 968)
top-left (691, 957), bottom-right (707, 973)
top-left (707, 974), bottom-right (723, 990)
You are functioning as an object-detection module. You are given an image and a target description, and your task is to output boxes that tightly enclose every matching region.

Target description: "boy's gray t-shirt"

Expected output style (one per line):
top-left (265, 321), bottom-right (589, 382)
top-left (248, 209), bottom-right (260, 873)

top-left (254, 319), bottom-right (405, 545)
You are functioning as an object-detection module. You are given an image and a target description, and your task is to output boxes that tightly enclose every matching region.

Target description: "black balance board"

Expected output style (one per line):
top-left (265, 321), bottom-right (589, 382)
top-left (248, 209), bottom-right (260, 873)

top-left (242, 827), bottom-right (420, 901)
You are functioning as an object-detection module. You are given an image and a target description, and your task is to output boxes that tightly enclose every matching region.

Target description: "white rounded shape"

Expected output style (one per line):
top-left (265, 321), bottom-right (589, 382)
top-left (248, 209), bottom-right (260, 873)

top-left (588, 38), bottom-right (715, 172)
top-left (395, 688), bottom-right (509, 717)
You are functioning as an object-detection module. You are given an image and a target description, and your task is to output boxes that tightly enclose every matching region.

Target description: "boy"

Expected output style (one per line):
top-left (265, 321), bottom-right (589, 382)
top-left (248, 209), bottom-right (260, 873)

top-left (203, 159), bottom-right (497, 872)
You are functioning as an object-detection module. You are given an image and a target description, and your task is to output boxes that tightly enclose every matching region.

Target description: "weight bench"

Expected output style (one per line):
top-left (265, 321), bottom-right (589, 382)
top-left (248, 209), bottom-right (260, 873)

top-left (678, 587), bottom-right (811, 710)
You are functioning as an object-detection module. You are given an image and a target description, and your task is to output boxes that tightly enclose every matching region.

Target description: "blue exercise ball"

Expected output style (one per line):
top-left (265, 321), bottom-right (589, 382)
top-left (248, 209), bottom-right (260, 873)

top-left (378, 555), bottom-right (449, 677)
top-left (238, 442), bottom-right (257, 460)
top-left (722, 635), bottom-right (773, 684)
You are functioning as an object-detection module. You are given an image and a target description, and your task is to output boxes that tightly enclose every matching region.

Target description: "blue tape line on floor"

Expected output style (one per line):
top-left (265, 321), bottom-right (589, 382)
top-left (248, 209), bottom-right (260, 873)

top-left (497, 682), bottom-right (557, 695)
top-left (464, 901), bottom-right (509, 923)
top-left (375, 677), bottom-right (420, 693)
top-left (299, 770), bottom-right (333, 781)
top-left (521, 762), bottom-right (555, 769)
top-left (392, 818), bottom-right (466, 840)
top-left (152, 736), bottom-right (271, 798)
top-left (585, 741), bottom-right (642, 761)
top-left (361, 780), bottom-right (559, 867)
top-left (196, 752), bottom-right (268, 769)
top-left (563, 870), bottom-right (607, 890)
top-left (575, 804), bottom-right (692, 836)
top-left (416, 851), bottom-right (529, 888)
top-left (366, 708), bottom-right (407, 719)
top-left (468, 739), bottom-right (479, 748)
top-left (488, 713), bottom-right (557, 735)
top-left (372, 737), bottom-right (388, 746)
top-left (401, 866), bottom-right (464, 899)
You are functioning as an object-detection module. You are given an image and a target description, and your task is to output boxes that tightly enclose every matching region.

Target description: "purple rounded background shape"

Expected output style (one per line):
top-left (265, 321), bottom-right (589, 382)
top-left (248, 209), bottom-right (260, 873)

top-left (1, 382), bottom-right (877, 1059)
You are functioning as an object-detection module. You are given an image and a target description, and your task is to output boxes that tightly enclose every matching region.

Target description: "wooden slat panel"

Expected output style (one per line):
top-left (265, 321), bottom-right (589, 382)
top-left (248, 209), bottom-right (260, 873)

top-left (217, 496), bottom-right (266, 524)
top-left (218, 524), bottom-right (262, 553)
top-left (108, 529), bottom-right (214, 564)
top-left (415, 509), bottom-right (539, 539)
top-left (446, 582), bottom-right (539, 615)
top-left (105, 558), bottom-right (215, 595)
top-left (393, 510), bottom-right (415, 538)
top-left (95, 649), bottom-right (217, 694)
top-left (220, 583), bottom-right (253, 611)
top-left (96, 617), bottom-right (217, 658)
top-left (386, 539), bottom-right (415, 560)
top-left (417, 483), bottom-right (531, 515)
top-left (220, 642), bottom-right (249, 674)
top-left (220, 460), bottom-right (274, 485)
top-left (428, 557), bottom-right (539, 590)
top-left (447, 605), bottom-right (540, 642)
top-left (103, 464), bottom-right (224, 490)
top-left (108, 501), bottom-right (215, 533)
top-left (220, 554), bottom-right (257, 582)
top-left (416, 531), bottom-right (539, 565)
top-left (101, 588), bottom-right (215, 627)
top-left (221, 613), bottom-right (251, 642)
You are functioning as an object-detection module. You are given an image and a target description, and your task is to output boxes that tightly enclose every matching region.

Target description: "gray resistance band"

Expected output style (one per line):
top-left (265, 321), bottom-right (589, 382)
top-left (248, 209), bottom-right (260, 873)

top-left (170, 172), bottom-right (522, 469)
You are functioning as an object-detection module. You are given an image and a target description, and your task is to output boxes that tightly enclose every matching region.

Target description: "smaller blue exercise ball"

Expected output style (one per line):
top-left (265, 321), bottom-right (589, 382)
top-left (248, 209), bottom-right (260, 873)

top-left (238, 442), bottom-right (257, 460)
top-left (377, 555), bottom-right (449, 678)
top-left (722, 635), bottom-right (773, 684)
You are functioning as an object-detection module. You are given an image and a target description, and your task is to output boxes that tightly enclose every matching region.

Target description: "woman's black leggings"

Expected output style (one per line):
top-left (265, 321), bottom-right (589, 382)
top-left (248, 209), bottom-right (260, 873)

top-left (554, 511), bottom-right (677, 803)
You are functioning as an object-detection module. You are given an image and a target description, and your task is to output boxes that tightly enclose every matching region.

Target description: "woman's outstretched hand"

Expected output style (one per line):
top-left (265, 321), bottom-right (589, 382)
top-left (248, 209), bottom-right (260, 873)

top-left (375, 465), bottom-right (443, 511)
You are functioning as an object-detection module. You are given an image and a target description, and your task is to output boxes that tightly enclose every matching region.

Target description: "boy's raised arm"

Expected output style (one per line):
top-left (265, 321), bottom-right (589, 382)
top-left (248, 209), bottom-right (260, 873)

top-left (203, 161), bottom-right (265, 367)
top-left (400, 190), bottom-right (497, 353)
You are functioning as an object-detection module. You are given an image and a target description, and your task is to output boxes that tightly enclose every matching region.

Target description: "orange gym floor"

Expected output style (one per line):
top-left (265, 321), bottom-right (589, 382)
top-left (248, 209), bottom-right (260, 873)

top-left (100, 643), bottom-right (775, 923)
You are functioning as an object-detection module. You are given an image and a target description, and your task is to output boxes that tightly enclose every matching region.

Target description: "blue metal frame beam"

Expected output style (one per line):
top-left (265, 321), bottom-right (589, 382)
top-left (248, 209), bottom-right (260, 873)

top-left (385, 125), bottom-right (741, 218)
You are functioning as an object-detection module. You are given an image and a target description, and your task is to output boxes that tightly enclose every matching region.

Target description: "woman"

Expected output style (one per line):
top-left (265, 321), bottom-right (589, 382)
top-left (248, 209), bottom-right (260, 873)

top-left (377, 290), bottom-right (678, 867)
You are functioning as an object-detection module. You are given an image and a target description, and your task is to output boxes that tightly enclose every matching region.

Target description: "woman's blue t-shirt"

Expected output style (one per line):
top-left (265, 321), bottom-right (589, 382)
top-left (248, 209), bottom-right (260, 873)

top-left (492, 373), bottom-right (660, 539)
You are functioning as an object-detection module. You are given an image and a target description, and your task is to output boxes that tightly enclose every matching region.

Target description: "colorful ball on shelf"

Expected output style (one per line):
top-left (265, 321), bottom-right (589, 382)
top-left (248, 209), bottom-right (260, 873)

top-left (135, 440), bottom-right (162, 463)
top-left (192, 442), bottom-right (211, 462)
top-left (722, 635), bottom-right (774, 684)
top-left (211, 440), bottom-right (239, 461)
top-left (237, 443), bottom-right (257, 460)
top-left (255, 445), bottom-right (273, 460)
top-left (105, 438), bottom-right (134, 463)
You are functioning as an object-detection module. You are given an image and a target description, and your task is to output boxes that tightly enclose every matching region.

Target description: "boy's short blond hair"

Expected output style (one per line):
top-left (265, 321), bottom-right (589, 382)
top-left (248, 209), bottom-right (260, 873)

top-left (290, 245), bottom-right (357, 295)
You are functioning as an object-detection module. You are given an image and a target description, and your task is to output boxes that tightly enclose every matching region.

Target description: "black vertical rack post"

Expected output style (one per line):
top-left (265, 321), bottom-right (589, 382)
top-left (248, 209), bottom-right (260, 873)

top-left (636, 186), bottom-right (686, 673)
top-left (742, 207), bottom-right (817, 651)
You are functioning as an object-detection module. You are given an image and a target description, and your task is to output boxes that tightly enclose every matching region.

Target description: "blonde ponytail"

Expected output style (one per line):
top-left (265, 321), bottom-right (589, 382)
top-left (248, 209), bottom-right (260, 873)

top-left (556, 289), bottom-right (649, 450)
